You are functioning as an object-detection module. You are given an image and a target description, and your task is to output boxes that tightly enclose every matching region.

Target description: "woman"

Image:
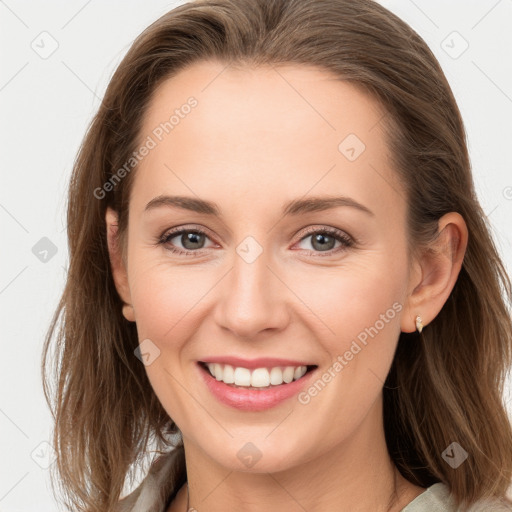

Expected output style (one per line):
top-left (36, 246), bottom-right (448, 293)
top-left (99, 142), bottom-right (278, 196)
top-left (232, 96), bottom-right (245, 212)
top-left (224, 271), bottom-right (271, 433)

top-left (42, 0), bottom-right (512, 511)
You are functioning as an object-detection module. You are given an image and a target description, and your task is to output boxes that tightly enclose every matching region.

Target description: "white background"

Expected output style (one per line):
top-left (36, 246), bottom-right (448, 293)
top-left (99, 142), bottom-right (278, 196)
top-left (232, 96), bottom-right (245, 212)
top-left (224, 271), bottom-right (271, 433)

top-left (1, 1), bottom-right (511, 510)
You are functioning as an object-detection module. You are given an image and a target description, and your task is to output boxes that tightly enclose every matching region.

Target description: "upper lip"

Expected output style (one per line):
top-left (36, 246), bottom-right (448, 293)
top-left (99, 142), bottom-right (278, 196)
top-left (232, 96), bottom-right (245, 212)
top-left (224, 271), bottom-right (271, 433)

top-left (199, 356), bottom-right (316, 369)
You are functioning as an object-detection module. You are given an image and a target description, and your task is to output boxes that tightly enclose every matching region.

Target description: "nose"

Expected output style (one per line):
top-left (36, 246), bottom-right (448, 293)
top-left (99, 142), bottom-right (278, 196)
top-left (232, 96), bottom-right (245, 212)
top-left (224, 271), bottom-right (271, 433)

top-left (213, 247), bottom-right (290, 340)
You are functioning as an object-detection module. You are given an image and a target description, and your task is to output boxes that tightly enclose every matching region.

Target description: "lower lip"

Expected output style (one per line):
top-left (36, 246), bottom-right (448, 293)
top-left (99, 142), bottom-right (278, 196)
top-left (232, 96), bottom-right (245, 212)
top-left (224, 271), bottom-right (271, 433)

top-left (197, 362), bottom-right (317, 411)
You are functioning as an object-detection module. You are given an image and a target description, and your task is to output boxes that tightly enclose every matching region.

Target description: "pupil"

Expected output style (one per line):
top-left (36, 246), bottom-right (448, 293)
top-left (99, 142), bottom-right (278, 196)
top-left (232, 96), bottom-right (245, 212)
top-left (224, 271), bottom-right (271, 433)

top-left (312, 233), bottom-right (334, 251)
top-left (182, 232), bottom-right (204, 250)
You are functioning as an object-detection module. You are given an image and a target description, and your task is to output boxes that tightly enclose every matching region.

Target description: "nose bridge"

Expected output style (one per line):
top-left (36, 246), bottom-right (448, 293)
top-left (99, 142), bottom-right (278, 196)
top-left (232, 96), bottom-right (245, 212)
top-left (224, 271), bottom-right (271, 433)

top-left (214, 237), bottom-right (288, 338)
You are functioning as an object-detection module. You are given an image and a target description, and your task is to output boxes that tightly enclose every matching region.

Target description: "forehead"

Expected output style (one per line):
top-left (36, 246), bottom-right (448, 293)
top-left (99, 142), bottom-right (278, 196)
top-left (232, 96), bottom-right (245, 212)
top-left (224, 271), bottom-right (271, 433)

top-left (131, 60), bottom-right (404, 222)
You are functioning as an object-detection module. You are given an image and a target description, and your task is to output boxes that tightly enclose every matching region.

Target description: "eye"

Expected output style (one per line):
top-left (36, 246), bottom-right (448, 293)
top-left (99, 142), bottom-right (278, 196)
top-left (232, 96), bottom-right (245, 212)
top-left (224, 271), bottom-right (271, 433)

top-left (158, 226), bottom-right (215, 256)
top-left (294, 226), bottom-right (354, 256)
top-left (157, 225), bottom-right (354, 257)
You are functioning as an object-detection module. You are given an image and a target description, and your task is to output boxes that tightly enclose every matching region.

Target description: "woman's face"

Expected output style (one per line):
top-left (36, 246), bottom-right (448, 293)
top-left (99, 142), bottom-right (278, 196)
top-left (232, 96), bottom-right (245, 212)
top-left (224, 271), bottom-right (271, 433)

top-left (110, 61), bottom-right (419, 472)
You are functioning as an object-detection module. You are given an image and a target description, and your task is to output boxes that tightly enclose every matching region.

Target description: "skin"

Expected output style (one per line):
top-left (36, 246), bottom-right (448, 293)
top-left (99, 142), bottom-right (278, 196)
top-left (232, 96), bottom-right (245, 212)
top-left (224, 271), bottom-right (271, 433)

top-left (106, 61), bottom-right (468, 511)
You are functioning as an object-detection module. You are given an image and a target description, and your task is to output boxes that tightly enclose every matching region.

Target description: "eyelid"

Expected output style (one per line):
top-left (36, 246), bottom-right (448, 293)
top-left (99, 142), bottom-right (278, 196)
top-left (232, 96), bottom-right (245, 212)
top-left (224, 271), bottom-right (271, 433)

top-left (157, 224), bottom-right (355, 256)
top-left (158, 224), bottom-right (218, 250)
top-left (296, 225), bottom-right (353, 241)
top-left (159, 223), bottom-right (213, 239)
top-left (292, 225), bottom-right (355, 255)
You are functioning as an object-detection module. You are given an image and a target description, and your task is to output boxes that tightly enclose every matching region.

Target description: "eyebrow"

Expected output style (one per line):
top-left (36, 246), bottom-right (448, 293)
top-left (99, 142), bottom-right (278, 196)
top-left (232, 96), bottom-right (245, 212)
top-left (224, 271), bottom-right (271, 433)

top-left (144, 194), bottom-right (374, 217)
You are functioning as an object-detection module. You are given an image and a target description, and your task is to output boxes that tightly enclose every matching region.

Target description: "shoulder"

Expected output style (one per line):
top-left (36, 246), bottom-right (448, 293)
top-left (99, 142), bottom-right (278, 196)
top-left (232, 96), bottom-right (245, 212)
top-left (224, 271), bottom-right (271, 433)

top-left (114, 448), bottom-right (183, 512)
top-left (402, 482), bottom-right (512, 512)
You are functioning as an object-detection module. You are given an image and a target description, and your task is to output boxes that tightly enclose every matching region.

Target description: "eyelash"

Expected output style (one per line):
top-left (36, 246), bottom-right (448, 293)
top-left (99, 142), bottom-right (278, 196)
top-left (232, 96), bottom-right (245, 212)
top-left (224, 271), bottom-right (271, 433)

top-left (157, 225), bottom-right (354, 258)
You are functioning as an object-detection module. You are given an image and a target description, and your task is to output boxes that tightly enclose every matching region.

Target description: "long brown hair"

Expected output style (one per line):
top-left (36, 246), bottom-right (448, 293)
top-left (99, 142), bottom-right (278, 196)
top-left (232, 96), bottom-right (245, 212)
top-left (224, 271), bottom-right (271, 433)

top-left (42, 0), bottom-right (512, 510)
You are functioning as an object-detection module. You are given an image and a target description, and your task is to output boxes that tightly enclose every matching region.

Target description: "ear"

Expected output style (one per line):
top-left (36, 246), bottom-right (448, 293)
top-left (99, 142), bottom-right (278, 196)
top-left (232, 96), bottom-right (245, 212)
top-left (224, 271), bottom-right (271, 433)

top-left (400, 212), bottom-right (468, 333)
top-left (105, 207), bottom-right (135, 322)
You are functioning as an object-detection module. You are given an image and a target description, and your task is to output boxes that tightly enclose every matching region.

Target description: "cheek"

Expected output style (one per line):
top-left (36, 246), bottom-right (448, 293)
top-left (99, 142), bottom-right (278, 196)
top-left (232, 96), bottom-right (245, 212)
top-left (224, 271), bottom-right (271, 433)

top-left (290, 262), bottom-right (405, 429)
top-left (127, 261), bottom-right (207, 419)
top-left (127, 257), bottom-right (220, 352)
top-left (130, 269), bottom-right (182, 340)
top-left (290, 254), bottom-right (405, 350)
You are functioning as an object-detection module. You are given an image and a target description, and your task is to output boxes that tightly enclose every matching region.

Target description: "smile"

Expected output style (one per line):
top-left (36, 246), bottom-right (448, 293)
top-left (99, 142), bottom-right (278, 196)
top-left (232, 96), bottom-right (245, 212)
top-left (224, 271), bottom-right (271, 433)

top-left (197, 361), bottom-right (318, 411)
top-left (202, 362), bottom-right (313, 388)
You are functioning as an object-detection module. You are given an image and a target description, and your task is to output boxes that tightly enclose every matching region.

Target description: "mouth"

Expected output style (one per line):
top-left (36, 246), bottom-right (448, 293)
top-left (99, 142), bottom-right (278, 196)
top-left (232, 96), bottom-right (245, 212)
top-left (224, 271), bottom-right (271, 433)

top-left (197, 360), bottom-right (319, 411)
top-left (198, 361), bottom-right (318, 389)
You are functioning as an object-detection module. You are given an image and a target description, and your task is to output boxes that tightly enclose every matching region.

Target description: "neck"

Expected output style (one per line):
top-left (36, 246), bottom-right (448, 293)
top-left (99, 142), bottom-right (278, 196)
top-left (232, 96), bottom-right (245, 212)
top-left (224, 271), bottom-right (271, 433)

top-left (173, 397), bottom-right (425, 512)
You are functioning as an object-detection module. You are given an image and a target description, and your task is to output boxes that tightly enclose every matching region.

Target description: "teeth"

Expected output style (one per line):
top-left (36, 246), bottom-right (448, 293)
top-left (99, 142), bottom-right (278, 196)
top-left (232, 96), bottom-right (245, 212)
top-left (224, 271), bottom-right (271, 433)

top-left (214, 363), bottom-right (223, 381)
top-left (251, 368), bottom-right (269, 387)
top-left (270, 367), bottom-right (283, 385)
top-left (283, 366), bottom-right (295, 383)
top-left (204, 363), bottom-right (308, 387)
top-left (223, 364), bottom-right (235, 384)
top-left (234, 367), bottom-right (251, 386)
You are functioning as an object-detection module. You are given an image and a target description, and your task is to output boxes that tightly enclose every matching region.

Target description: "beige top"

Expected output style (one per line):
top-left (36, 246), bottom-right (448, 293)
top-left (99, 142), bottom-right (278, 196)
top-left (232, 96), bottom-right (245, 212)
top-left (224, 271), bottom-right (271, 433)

top-left (116, 449), bottom-right (512, 512)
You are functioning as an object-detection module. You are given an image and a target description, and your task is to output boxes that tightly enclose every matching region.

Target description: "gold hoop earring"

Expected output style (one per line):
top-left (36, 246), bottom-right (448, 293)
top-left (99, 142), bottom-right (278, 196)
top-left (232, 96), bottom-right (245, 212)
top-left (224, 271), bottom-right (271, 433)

top-left (415, 315), bottom-right (423, 333)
